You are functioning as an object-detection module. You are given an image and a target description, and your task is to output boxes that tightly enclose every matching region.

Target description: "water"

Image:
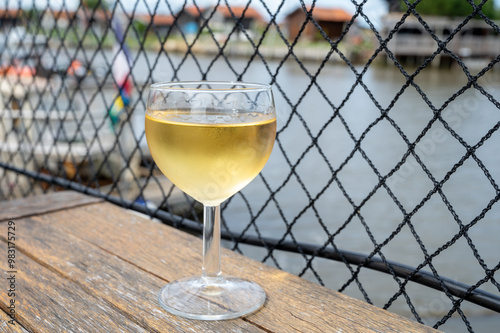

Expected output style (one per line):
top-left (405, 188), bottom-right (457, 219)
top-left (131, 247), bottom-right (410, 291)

top-left (128, 52), bottom-right (500, 330)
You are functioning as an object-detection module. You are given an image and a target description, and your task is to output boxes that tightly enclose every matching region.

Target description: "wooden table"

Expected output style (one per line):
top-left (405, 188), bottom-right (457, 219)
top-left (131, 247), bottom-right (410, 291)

top-left (0, 191), bottom-right (440, 332)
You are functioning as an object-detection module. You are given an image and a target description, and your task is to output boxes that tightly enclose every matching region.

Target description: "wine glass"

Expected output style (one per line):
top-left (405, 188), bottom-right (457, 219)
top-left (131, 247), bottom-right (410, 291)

top-left (145, 81), bottom-right (277, 320)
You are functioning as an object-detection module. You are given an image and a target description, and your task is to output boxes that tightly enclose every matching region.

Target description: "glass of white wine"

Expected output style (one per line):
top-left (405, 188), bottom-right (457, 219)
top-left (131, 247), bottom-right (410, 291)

top-left (145, 81), bottom-right (277, 320)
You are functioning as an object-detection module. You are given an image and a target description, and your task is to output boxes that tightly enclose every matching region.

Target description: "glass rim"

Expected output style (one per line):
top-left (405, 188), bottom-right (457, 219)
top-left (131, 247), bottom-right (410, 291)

top-left (149, 81), bottom-right (272, 92)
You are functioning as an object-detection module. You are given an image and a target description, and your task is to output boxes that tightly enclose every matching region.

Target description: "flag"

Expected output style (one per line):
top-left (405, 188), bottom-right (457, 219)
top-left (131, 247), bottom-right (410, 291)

top-left (109, 14), bottom-right (132, 128)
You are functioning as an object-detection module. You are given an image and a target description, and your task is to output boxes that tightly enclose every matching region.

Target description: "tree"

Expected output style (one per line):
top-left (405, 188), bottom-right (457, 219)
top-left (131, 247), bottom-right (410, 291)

top-left (83, 0), bottom-right (107, 10)
top-left (400, 0), bottom-right (498, 19)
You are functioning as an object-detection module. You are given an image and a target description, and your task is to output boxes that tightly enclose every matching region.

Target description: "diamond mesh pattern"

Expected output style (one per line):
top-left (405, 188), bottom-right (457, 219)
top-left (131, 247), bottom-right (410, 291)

top-left (0, 0), bottom-right (499, 331)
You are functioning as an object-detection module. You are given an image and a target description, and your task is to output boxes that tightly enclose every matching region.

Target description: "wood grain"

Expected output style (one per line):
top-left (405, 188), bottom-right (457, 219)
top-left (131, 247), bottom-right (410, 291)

top-left (0, 309), bottom-right (28, 333)
top-left (0, 191), bottom-right (101, 222)
top-left (36, 201), bottom-right (440, 333)
top-left (0, 241), bottom-right (149, 332)
top-left (8, 216), bottom-right (261, 332)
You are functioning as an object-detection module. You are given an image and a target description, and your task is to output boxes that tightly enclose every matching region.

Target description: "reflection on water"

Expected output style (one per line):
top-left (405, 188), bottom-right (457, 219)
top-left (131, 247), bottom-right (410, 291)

top-left (133, 52), bottom-right (500, 326)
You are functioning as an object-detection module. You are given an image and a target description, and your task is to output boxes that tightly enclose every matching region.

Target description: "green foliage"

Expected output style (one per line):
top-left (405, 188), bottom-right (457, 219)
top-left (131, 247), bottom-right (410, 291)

top-left (83, 0), bottom-right (107, 10)
top-left (400, 0), bottom-right (498, 19)
top-left (132, 20), bottom-right (148, 39)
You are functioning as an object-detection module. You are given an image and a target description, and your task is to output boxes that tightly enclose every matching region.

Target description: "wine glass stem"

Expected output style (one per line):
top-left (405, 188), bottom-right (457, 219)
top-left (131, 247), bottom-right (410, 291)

top-left (202, 205), bottom-right (222, 279)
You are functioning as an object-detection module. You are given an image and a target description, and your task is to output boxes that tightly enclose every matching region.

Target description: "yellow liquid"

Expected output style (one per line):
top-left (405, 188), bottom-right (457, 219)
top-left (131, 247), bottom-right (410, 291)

top-left (145, 111), bottom-right (276, 206)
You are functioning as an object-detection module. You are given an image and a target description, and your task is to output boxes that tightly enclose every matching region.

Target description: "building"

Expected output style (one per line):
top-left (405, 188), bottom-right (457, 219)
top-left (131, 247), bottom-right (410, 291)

top-left (0, 9), bottom-right (24, 29)
top-left (40, 10), bottom-right (77, 30)
top-left (176, 5), bottom-right (202, 35)
top-left (135, 13), bottom-right (175, 36)
top-left (135, 6), bottom-right (201, 36)
top-left (382, 13), bottom-right (500, 65)
top-left (134, 5), bottom-right (265, 40)
top-left (286, 6), bottom-right (353, 41)
top-left (215, 5), bottom-right (263, 31)
top-left (77, 8), bottom-right (112, 39)
top-left (202, 5), bottom-right (264, 35)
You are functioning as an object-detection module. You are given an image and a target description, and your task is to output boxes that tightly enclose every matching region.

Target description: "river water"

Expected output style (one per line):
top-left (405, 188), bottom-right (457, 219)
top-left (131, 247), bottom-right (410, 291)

top-left (125, 51), bottom-right (500, 330)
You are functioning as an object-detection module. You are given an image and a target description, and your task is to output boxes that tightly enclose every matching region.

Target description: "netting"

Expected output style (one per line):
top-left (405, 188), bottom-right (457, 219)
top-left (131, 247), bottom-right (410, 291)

top-left (1, 0), bottom-right (499, 331)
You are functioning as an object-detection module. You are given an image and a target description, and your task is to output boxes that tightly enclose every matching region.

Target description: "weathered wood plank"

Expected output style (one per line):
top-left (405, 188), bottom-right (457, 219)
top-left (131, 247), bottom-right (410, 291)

top-left (0, 309), bottom-right (28, 333)
top-left (0, 191), bottom-right (102, 222)
top-left (9, 216), bottom-right (262, 332)
top-left (0, 241), bottom-right (150, 332)
top-left (37, 201), bottom-right (440, 333)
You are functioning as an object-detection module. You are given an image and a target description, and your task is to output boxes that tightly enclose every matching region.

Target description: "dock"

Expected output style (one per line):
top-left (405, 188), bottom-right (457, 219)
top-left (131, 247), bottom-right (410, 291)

top-left (382, 13), bottom-right (500, 67)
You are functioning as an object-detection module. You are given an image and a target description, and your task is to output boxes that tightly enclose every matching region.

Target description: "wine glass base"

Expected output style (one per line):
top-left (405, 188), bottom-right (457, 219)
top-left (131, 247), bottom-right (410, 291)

top-left (158, 275), bottom-right (266, 320)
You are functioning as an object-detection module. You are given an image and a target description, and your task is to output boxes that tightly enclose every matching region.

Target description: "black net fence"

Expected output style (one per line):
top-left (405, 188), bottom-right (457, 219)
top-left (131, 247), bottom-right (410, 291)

top-left (1, 0), bottom-right (500, 331)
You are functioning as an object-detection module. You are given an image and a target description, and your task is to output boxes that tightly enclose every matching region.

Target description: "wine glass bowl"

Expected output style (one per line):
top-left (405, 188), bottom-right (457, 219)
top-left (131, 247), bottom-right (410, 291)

top-left (145, 81), bottom-right (276, 320)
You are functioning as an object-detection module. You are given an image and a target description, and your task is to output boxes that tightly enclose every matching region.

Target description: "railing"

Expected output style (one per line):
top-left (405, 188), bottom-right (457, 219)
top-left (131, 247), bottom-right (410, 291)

top-left (0, 1), bottom-right (499, 332)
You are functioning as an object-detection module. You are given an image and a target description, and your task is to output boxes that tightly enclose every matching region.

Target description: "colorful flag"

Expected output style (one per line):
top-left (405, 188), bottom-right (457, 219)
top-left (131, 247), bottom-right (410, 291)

top-left (109, 14), bottom-right (132, 128)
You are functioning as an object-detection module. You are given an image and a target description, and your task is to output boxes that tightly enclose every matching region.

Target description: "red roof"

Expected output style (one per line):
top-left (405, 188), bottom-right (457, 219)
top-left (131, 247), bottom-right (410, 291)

top-left (182, 5), bottom-right (202, 17)
top-left (135, 14), bottom-right (174, 26)
top-left (51, 10), bottom-right (77, 20)
top-left (294, 6), bottom-right (353, 22)
top-left (78, 8), bottom-right (112, 22)
top-left (0, 9), bottom-right (23, 18)
top-left (217, 5), bottom-right (262, 21)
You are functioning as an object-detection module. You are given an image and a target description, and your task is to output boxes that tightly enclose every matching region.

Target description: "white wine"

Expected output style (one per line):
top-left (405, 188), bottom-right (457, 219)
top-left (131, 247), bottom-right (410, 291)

top-left (145, 111), bottom-right (276, 206)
